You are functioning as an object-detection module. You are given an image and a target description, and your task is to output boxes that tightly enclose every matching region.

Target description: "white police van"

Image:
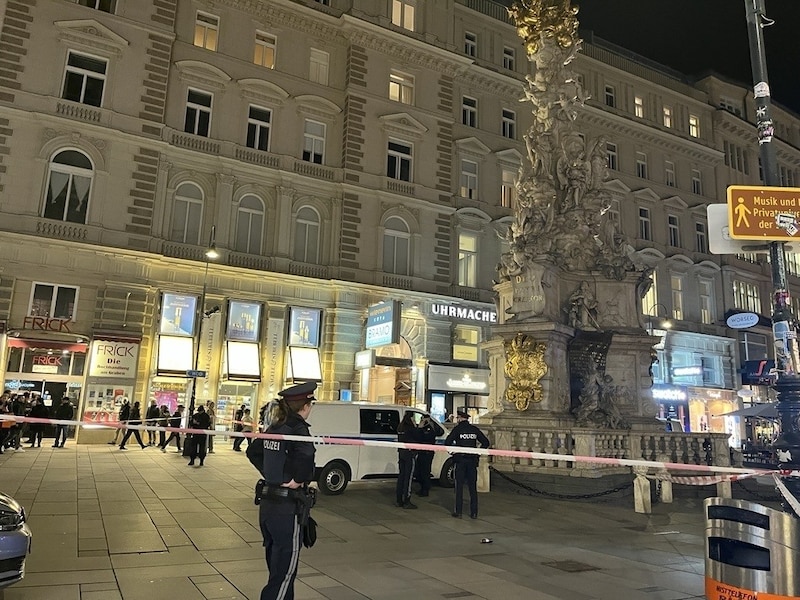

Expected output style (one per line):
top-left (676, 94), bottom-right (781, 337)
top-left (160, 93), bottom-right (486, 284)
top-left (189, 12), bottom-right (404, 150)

top-left (308, 402), bottom-right (454, 495)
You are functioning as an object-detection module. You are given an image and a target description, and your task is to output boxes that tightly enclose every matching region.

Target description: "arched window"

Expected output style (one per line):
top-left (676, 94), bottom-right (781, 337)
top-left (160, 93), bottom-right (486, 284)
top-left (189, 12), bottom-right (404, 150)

top-left (235, 194), bottom-right (264, 254)
top-left (293, 206), bottom-right (320, 263)
top-left (382, 216), bottom-right (410, 275)
top-left (171, 183), bottom-right (203, 244)
top-left (43, 150), bottom-right (93, 224)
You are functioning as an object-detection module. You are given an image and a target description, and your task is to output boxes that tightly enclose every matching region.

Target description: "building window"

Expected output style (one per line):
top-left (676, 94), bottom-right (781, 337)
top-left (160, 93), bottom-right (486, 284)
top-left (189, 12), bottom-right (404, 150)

top-left (62, 51), bottom-right (107, 107)
top-left (501, 109), bottom-right (516, 139)
top-left (29, 283), bottom-right (78, 320)
top-left (642, 270), bottom-right (658, 315)
top-left (464, 32), bottom-right (477, 57)
top-left (314, 0), bottom-right (330, 5)
top-left (293, 206), bottom-right (320, 264)
top-left (668, 214), bottom-right (680, 247)
top-left (606, 142), bottom-right (618, 170)
top-left (503, 46), bottom-right (515, 70)
top-left (733, 280), bottom-right (761, 313)
top-left (246, 106), bottom-right (271, 152)
top-left (604, 85), bottom-right (616, 108)
top-left (689, 114), bottom-right (700, 137)
top-left (665, 160), bottom-right (676, 187)
top-left (691, 169), bottom-right (703, 195)
top-left (389, 70), bottom-right (414, 104)
top-left (720, 96), bottom-right (743, 117)
top-left (302, 119), bottom-right (325, 164)
top-left (171, 183), bottom-right (203, 245)
top-left (387, 139), bottom-right (412, 181)
top-left (740, 332), bottom-right (768, 361)
top-left (663, 105), bottom-right (672, 128)
top-left (391, 0), bottom-right (415, 31)
top-left (458, 233), bottom-right (478, 287)
top-left (460, 160), bottom-right (478, 199)
top-left (699, 278), bottom-right (714, 325)
top-left (639, 207), bottom-right (652, 241)
top-left (634, 95), bottom-right (644, 118)
top-left (636, 151), bottom-right (648, 179)
top-left (194, 12), bottom-right (219, 51)
top-left (453, 325), bottom-right (480, 362)
top-left (695, 222), bottom-right (708, 253)
top-left (78, 0), bottom-right (115, 13)
top-left (383, 216), bottom-right (410, 275)
top-left (701, 356), bottom-right (720, 386)
top-left (234, 195), bottom-right (264, 255)
top-left (309, 48), bottom-right (329, 85)
top-left (462, 96), bottom-right (477, 127)
top-left (254, 31), bottom-right (276, 68)
top-left (671, 275), bottom-right (683, 320)
top-left (43, 150), bottom-right (93, 224)
top-left (787, 252), bottom-right (800, 278)
top-left (184, 89), bottom-right (212, 137)
top-left (501, 169), bottom-right (516, 208)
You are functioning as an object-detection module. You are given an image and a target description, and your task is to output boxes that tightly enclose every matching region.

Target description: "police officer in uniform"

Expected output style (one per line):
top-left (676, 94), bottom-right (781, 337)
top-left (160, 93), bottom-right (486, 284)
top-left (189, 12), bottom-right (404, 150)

top-left (247, 382), bottom-right (316, 600)
top-left (445, 409), bottom-right (490, 519)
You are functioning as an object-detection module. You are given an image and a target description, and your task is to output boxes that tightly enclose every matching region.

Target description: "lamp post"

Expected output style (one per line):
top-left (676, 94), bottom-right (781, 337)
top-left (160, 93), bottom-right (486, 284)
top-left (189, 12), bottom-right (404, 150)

top-left (646, 303), bottom-right (672, 335)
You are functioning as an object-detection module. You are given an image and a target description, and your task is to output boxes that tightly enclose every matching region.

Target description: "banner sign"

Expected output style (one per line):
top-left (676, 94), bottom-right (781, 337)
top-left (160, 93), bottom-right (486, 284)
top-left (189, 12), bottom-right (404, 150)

top-left (288, 307), bottom-right (321, 348)
top-left (159, 293), bottom-right (197, 337)
top-left (366, 300), bottom-right (401, 348)
top-left (88, 340), bottom-right (140, 378)
top-left (227, 300), bottom-right (262, 342)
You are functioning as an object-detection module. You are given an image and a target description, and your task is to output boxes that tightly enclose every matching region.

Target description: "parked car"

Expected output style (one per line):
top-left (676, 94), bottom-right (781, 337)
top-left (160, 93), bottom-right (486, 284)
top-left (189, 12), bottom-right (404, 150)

top-left (0, 491), bottom-right (32, 589)
top-left (308, 402), bottom-right (454, 495)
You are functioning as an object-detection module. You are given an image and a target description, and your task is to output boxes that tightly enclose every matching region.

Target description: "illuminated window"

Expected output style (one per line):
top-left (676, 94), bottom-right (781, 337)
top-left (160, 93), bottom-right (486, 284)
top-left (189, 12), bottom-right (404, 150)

top-left (733, 280), bottom-right (761, 313)
top-left (458, 233), bottom-right (478, 287)
top-left (194, 12), bottom-right (219, 51)
top-left (453, 325), bottom-right (480, 362)
top-left (634, 95), bottom-right (644, 118)
top-left (389, 71), bottom-right (414, 104)
top-left (699, 278), bottom-right (714, 325)
top-left (254, 32), bottom-right (276, 68)
top-left (663, 105), bottom-right (672, 128)
top-left (501, 169), bottom-right (516, 208)
top-left (671, 275), bottom-right (683, 320)
top-left (391, 0), bottom-right (415, 31)
top-left (689, 114), bottom-right (700, 137)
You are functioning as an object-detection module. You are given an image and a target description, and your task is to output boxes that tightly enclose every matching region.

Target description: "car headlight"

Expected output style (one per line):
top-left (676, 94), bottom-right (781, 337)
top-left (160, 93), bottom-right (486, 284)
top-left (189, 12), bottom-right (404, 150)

top-left (0, 509), bottom-right (24, 531)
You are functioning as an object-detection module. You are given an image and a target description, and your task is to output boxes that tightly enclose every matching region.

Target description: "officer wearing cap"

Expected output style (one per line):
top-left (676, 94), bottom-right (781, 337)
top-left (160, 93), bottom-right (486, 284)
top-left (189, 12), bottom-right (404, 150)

top-left (247, 381), bottom-right (316, 600)
top-left (445, 409), bottom-right (490, 519)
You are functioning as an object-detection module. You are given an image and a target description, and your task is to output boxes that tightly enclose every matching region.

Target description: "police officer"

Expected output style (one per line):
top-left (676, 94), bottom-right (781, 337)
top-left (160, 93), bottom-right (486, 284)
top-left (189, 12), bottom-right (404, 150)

top-left (247, 382), bottom-right (316, 600)
top-left (414, 415), bottom-right (443, 497)
top-left (445, 409), bottom-right (490, 519)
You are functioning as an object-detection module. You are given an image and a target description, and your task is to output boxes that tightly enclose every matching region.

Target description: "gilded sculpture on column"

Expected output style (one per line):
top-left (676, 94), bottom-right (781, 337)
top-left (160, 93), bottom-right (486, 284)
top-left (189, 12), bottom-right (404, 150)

top-left (504, 333), bottom-right (548, 411)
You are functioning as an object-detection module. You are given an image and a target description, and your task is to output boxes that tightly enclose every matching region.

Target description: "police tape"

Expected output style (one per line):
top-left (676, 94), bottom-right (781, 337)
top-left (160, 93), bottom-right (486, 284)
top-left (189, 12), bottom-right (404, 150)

top-left (0, 413), bottom-right (794, 479)
top-left (773, 473), bottom-right (800, 515)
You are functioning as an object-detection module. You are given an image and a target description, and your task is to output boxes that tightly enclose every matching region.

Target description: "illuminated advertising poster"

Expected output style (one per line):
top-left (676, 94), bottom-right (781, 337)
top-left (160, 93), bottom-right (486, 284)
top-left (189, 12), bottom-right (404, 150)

top-left (227, 301), bottom-right (262, 342)
top-left (156, 336), bottom-right (194, 375)
top-left (288, 307), bottom-right (321, 348)
top-left (224, 341), bottom-right (261, 381)
top-left (652, 384), bottom-right (690, 432)
top-left (159, 293), bottom-right (197, 336)
top-left (365, 300), bottom-right (401, 348)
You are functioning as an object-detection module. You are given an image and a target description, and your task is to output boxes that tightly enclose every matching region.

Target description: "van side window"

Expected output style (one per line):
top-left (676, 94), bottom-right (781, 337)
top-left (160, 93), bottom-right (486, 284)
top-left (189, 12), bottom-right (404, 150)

top-left (360, 409), bottom-right (400, 435)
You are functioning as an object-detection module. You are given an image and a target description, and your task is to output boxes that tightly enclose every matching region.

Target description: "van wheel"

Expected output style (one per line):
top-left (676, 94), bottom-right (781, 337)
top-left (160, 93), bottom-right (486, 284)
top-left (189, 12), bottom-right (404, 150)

top-left (319, 461), bottom-right (350, 495)
top-left (439, 457), bottom-right (455, 488)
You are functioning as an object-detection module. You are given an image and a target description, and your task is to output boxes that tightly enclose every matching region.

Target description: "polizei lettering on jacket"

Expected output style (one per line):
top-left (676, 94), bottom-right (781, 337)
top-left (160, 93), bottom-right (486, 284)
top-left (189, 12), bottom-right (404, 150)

top-left (459, 433), bottom-right (478, 440)
top-left (263, 440), bottom-right (281, 451)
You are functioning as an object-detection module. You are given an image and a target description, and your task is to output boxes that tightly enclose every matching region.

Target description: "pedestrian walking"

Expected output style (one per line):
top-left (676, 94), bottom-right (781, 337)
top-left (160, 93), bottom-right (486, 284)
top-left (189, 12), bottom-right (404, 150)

top-left (118, 401), bottom-right (147, 450)
top-left (160, 405), bottom-right (185, 452)
top-left (157, 405), bottom-right (170, 448)
top-left (232, 403), bottom-right (246, 450)
top-left (395, 412), bottom-right (422, 509)
top-left (205, 400), bottom-right (216, 453)
top-left (108, 398), bottom-right (130, 445)
top-left (445, 409), bottom-right (490, 519)
top-left (232, 408), bottom-right (252, 451)
top-left (246, 381), bottom-right (316, 600)
top-left (53, 396), bottom-right (74, 448)
top-left (414, 415), bottom-right (443, 497)
top-left (145, 400), bottom-right (160, 445)
top-left (28, 397), bottom-right (48, 447)
top-left (187, 405), bottom-right (211, 466)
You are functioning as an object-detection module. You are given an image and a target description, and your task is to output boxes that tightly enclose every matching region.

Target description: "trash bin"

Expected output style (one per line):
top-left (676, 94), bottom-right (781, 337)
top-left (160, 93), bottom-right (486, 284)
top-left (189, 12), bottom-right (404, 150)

top-left (705, 497), bottom-right (800, 599)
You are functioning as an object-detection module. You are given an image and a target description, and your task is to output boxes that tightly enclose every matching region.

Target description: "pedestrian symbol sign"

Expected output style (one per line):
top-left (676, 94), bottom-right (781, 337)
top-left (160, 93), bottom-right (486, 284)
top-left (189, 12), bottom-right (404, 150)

top-left (727, 185), bottom-right (800, 240)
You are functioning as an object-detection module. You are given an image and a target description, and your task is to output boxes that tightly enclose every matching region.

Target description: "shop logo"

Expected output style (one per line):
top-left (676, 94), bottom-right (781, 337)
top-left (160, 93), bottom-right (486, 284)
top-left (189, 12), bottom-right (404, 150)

top-left (725, 312), bottom-right (759, 329)
top-left (22, 316), bottom-right (73, 332)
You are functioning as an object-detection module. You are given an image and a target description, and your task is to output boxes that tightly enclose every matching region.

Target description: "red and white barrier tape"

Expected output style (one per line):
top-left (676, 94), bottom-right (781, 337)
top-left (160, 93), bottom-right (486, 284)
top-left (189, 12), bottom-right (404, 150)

top-left (772, 473), bottom-right (800, 514)
top-left (1, 414), bottom-right (797, 479)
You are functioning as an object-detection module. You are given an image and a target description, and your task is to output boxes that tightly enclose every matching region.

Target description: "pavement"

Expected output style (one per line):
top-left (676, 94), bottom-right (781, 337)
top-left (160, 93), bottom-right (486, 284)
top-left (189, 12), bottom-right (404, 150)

top-left (0, 440), bottom-right (712, 600)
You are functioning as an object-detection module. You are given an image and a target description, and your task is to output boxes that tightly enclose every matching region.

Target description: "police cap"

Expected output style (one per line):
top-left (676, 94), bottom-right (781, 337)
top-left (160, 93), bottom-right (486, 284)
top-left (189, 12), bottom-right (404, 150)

top-left (278, 381), bottom-right (317, 404)
top-left (456, 409), bottom-right (469, 419)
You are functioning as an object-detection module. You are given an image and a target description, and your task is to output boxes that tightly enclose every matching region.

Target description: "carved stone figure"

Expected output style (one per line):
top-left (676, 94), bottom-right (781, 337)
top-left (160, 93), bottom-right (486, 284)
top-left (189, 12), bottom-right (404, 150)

top-left (574, 364), bottom-right (630, 429)
top-left (504, 334), bottom-right (548, 411)
top-left (565, 281), bottom-right (598, 330)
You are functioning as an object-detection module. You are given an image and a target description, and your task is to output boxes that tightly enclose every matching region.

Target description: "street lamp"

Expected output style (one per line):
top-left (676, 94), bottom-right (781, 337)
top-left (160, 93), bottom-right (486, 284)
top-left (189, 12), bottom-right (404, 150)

top-left (646, 303), bottom-right (672, 335)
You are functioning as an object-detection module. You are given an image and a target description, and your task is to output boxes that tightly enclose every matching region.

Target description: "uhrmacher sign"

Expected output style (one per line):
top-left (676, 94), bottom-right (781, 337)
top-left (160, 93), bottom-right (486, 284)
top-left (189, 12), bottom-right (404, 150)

top-left (727, 185), bottom-right (800, 240)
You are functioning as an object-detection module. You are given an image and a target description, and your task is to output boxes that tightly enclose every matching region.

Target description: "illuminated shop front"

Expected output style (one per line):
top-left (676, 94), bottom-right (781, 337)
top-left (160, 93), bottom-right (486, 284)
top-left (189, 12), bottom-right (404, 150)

top-left (651, 384), bottom-right (739, 446)
top-left (427, 363), bottom-right (490, 422)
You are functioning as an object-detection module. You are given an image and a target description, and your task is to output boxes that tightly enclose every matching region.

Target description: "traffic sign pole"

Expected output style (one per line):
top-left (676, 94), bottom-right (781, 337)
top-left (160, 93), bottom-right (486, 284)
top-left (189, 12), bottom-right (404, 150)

top-left (745, 0), bottom-right (800, 517)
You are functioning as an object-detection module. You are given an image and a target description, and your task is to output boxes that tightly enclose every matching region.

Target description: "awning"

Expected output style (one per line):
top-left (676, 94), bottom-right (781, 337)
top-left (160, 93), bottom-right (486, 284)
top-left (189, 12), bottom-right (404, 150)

top-left (7, 338), bottom-right (88, 352)
top-left (716, 403), bottom-right (778, 419)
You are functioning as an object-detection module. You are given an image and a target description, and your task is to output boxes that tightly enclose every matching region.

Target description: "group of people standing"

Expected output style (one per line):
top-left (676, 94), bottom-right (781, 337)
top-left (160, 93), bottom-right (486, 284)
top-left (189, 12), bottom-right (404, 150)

top-left (0, 389), bottom-right (75, 451)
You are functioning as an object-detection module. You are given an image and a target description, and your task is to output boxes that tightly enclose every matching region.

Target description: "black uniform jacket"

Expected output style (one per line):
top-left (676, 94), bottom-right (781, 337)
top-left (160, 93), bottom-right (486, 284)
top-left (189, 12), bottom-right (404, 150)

top-left (246, 413), bottom-right (315, 485)
top-left (445, 421), bottom-right (490, 463)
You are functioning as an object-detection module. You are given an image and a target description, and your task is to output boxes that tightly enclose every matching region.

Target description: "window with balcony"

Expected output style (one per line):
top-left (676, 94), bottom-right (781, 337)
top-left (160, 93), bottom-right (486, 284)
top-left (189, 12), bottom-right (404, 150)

top-left (462, 96), bottom-right (477, 127)
top-left (606, 142), bottom-right (618, 170)
top-left (254, 32), bottom-right (276, 68)
top-left (668, 214), bottom-right (680, 247)
top-left (391, 0), bottom-right (415, 31)
top-left (389, 71), bottom-right (414, 104)
top-left (464, 32), bottom-right (477, 57)
top-left (501, 109), bottom-right (516, 139)
top-left (44, 150), bottom-right (93, 224)
top-left (29, 283), bottom-right (78, 319)
top-left (671, 275), bottom-right (684, 320)
top-left (78, 0), bottom-right (115, 13)
top-left (665, 160), bottom-right (676, 187)
top-left (460, 160), bottom-right (478, 199)
top-left (663, 105), bottom-right (672, 128)
top-left (503, 46), bottom-right (515, 70)
top-left (246, 106), bottom-right (271, 152)
top-left (636, 151), bottom-right (648, 179)
top-left (294, 206), bottom-right (320, 264)
top-left (639, 207), bottom-right (652, 241)
top-left (194, 12), bottom-right (219, 51)
top-left (184, 89), bottom-right (212, 137)
top-left (234, 195), bottom-right (264, 255)
top-left (458, 233), bottom-right (478, 287)
top-left (383, 216), bottom-right (410, 275)
top-left (387, 139), bottom-right (412, 181)
top-left (695, 222), bottom-right (708, 253)
top-left (634, 95), bottom-right (644, 118)
top-left (302, 119), bottom-right (325, 164)
top-left (309, 48), bottom-right (329, 85)
top-left (171, 183), bottom-right (203, 245)
top-left (62, 51), bottom-right (107, 107)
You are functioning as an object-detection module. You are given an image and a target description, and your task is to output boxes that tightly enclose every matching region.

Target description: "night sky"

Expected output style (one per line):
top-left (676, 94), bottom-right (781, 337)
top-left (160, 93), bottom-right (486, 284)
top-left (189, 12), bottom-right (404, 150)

top-left (505, 1), bottom-right (800, 115)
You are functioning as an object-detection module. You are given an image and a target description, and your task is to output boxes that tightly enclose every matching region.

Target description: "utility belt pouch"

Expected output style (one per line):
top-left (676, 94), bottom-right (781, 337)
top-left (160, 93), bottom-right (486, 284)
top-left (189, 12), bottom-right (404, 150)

top-left (254, 479), bottom-right (265, 505)
top-left (295, 486), bottom-right (317, 526)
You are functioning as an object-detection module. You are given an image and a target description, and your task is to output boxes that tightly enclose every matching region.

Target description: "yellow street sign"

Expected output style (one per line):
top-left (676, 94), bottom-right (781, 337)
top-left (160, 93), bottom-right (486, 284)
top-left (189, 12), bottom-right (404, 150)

top-left (727, 185), bottom-right (800, 240)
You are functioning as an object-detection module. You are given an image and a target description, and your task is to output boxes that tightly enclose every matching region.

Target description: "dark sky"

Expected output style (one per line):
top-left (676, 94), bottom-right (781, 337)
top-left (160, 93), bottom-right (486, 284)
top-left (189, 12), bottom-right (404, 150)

top-left (560, 1), bottom-right (800, 115)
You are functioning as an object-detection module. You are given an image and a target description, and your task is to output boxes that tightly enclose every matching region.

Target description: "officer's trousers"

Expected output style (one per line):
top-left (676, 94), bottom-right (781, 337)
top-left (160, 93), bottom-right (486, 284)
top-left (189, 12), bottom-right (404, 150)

top-left (453, 459), bottom-right (479, 516)
top-left (259, 498), bottom-right (303, 600)
top-left (396, 451), bottom-right (416, 505)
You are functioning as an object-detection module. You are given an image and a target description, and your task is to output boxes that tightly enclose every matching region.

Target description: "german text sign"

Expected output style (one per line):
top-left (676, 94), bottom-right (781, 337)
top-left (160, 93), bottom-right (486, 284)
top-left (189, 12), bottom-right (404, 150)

top-left (727, 185), bottom-right (800, 240)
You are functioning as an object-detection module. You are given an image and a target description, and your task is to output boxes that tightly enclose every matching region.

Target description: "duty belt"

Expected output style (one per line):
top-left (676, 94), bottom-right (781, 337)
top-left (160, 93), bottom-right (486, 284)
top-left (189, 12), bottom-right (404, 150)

top-left (263, 486), bottom-right (300, 499)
